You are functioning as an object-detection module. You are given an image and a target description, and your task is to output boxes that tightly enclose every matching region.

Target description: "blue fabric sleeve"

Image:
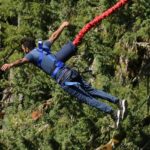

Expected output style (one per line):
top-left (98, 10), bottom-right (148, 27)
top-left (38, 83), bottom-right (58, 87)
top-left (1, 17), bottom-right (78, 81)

top-left (24, 52), bottom-right (34, 62)
top-left (55, 41), bottom-right (77, 62)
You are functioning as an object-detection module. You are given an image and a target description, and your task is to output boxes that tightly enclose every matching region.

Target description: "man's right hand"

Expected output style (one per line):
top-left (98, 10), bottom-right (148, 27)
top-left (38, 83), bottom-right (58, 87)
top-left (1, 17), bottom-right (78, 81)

top-left (1, 63), bottom-right (13, 71)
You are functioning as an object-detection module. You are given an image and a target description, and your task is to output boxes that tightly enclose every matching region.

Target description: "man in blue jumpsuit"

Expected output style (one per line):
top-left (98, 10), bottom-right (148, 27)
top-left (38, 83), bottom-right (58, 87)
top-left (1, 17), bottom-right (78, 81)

top-left (1, 21), bottom-right (127, 128)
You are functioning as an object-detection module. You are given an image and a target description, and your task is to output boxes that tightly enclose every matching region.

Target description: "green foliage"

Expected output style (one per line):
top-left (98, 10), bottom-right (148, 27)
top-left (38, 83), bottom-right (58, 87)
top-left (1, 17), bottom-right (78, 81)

top-left (0, 0), bottom-right (150, 149)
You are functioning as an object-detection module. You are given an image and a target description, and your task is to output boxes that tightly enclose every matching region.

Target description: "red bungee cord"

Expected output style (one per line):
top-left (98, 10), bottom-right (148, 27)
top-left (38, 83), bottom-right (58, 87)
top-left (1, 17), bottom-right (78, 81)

top-left (73, 0), bottom-right (129, 47)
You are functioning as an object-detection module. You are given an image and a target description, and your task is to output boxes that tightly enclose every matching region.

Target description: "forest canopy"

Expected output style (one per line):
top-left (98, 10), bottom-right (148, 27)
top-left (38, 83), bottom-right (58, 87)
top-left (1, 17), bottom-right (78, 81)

top-left (0, 0), bottom-right (150, 149)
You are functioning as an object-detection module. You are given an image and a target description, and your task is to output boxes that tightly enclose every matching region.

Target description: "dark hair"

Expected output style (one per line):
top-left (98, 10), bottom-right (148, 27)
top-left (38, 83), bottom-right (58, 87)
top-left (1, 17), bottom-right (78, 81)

top-left (21, 37), bottom-right (36, 50)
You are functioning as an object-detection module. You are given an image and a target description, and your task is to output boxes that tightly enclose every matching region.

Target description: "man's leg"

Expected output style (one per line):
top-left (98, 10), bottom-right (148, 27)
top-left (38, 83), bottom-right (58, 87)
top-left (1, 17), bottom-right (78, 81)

top-left (62, 84), bottom-right (121, 128)
top-left (62, 84), bottom-right (113, 114)
top-left (79, 79), bottom-right (119, 104)
top-left (79, 79), bottom-right (128, 120)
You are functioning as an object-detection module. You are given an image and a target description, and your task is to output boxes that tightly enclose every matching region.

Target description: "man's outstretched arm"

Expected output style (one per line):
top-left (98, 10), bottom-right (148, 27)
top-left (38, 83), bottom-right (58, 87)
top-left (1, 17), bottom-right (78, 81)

top-left (1, 57), bottom-right (29, 72)
top-left (48, 21), bottom-right (69, 44)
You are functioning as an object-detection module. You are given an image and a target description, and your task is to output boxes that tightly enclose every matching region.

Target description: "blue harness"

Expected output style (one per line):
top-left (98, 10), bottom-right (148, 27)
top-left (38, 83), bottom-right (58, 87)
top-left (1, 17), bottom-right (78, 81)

top-left (36, 40), bottom-right (80, 86)
top-left (37, 40), bottom-right (64, 79)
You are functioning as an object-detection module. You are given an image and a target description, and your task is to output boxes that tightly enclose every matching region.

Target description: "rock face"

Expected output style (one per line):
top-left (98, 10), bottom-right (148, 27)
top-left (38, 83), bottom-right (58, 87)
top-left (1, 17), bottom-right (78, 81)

top-left (116, 42), bottom-right (150, 85)
top-left (90, 41), bottom-right (150, 86)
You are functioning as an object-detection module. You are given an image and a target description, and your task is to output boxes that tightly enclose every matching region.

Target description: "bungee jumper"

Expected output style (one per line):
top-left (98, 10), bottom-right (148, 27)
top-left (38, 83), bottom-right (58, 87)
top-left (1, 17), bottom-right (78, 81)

top-left (0, 0), bottom-right (128, 128)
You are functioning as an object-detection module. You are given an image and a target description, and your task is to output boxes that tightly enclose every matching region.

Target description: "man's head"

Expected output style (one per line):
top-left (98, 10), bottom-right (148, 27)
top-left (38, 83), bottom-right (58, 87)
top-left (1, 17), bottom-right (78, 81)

top-left (21, 37), bottom-right (36, 53)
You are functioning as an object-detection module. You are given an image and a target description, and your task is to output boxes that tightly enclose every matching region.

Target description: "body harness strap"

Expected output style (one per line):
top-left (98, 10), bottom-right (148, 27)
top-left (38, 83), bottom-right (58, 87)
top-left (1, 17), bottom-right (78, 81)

top-left (37, 40), bottom-right (44, 67)
top-left (37, 40), bottom-right (64, 79)
top-left (37, 40), bottom-right (80, 86)
top-left (51, 61), bottom-right (64, 78)
top-left (64, 82), bottom-right (80, 86)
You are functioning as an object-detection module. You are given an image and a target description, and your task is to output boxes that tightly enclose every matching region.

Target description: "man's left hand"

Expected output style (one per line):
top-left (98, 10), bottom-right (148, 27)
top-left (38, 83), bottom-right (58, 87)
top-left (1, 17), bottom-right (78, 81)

top-left (62, 21), bottom-right (70, 27)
